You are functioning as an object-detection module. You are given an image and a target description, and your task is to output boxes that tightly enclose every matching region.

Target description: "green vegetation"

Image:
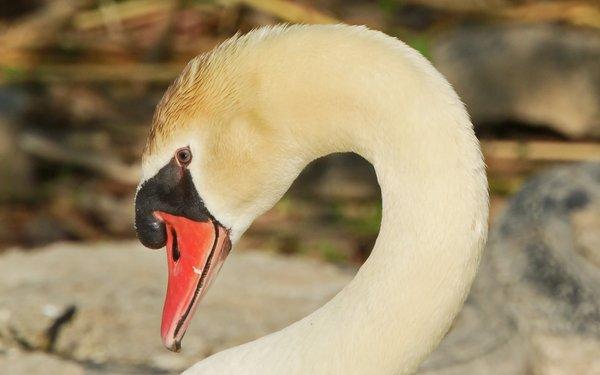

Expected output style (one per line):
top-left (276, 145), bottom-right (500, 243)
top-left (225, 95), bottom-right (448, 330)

top-left (318, 241), bottom-right (348, 264)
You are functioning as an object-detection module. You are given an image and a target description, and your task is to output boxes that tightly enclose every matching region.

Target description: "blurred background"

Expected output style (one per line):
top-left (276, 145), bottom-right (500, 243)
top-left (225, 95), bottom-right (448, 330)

top-left (0, 0), bottom-right (599, 374)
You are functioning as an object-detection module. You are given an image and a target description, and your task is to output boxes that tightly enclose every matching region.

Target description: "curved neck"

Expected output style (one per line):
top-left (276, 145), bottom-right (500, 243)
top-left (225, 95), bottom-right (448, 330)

top-left (187, 26), bottom-right (489, 375)
top-left (275, 94), bottom-right (489, 374)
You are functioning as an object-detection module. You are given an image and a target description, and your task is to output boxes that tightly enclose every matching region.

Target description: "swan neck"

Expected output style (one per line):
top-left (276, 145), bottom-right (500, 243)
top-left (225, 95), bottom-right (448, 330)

top-left (304, 112), bottom-right (488, 373)
top-left (282, 56), bottom-right (489, 373)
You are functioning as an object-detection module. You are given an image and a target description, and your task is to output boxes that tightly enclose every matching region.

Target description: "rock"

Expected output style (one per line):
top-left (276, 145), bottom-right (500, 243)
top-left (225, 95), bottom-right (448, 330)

top-left (572, 205), bottom-right (600, 268)
top-left (0, 242), bottom-right (351, 373)
top-left (422, 162), bottom-right (600, 374)
top-left (488, 162), bottom-right (600, 337)
top-left (1, 163), bottom-right (599, 373)
top-left (0, 350), bottom-right (84, 375)
top-left (530, 334), bottom-right (600, 375)
top-left (419, 300), bottom-right (530, 374)
top-left (432, 25), bottom-right (600, 139)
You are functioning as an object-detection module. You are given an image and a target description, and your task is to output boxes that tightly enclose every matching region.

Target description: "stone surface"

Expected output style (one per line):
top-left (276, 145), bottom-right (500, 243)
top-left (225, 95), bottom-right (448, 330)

top-left (0, 350), bottom-right (84, 375)
top-left (432, 25), bottom-right (600, 139)
top-left (1, 163), bottom-right (599, 373)
top-left (0, 243), bottom-right (352, 373)
top-left (422, 162), bottom-right (600, 374)
top-left (487, 163), bottom-right (600, 337)
top-left (530, 334), bottom-right (600, 375)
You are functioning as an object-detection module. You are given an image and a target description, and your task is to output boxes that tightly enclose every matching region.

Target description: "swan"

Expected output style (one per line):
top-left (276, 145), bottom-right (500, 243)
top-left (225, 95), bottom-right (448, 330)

top-left (134, 24), bottom-right (489, 374)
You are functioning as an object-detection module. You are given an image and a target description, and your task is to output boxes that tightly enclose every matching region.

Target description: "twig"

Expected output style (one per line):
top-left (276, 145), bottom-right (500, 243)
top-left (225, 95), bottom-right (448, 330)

top-left (401, 0), bottom-right (600, 29)
top-left (498, 2), bottom-right (600, 29)
top-left (482, 140), bottom-right (600, 162)
top-left (220, 0), bottom-right (339, 24)
top-left (51, 199), bottom-right (105, 240)
top-left (0, 1), bottom-right (76, 66)
top-left (19, 133), bottom-right (140, 185)
top-left (98, 0), bottom-right (128, 45)
top-left (1, 63), bottom-right (184, 83)
top-left (74, 0), bottom-right (175, 30)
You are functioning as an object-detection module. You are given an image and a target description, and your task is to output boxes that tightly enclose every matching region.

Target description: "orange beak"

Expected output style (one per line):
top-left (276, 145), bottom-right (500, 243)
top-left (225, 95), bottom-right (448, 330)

top-left (154, 212), bottom-right (231, 352)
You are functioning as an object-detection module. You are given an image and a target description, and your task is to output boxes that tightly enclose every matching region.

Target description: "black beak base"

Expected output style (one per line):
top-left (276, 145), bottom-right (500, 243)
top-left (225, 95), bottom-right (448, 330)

top-left (135, 157), bottom-right (212, 250)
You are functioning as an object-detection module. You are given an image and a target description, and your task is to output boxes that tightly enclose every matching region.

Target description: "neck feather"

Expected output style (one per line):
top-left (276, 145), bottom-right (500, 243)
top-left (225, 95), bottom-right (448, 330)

top-left (186, 25), bottom-right (488, 374)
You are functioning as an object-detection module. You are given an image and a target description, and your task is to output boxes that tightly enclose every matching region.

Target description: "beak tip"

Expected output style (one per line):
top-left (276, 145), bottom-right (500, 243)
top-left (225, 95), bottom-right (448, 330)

top-left (163, 337), bottom-right (182, 352)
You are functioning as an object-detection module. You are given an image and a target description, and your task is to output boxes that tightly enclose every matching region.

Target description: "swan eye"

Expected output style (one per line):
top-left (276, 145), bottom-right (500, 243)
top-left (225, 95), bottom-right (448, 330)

top-left (176, 147), bottom-right (192, 166)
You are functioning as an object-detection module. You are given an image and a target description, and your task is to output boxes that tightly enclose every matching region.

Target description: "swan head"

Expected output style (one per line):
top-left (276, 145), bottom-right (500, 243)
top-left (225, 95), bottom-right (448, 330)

top-left (134, 35), bottom-right (307, 351)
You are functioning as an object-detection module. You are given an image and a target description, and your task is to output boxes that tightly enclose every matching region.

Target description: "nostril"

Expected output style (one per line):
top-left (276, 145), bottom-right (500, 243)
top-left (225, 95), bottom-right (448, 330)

top-left (171, 227), bottom-right (180, 262)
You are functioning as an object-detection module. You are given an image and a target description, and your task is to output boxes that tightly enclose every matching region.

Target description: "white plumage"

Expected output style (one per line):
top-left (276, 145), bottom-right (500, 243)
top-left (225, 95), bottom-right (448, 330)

top-left (142, 24), bottom-right (489, 374)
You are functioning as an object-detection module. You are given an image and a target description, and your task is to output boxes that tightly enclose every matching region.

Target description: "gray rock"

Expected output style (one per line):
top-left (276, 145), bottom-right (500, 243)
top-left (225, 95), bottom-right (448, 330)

top-left (422, 162), bottom-right (600, 374)
top-left (0, 350), bottom-right (84, 375)
top-left (489, 163), bottom-right (600, 337)
top-left (0, 243), bottom-right (351, 373)
top-left (432, 25), bottom-right (600, 139)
